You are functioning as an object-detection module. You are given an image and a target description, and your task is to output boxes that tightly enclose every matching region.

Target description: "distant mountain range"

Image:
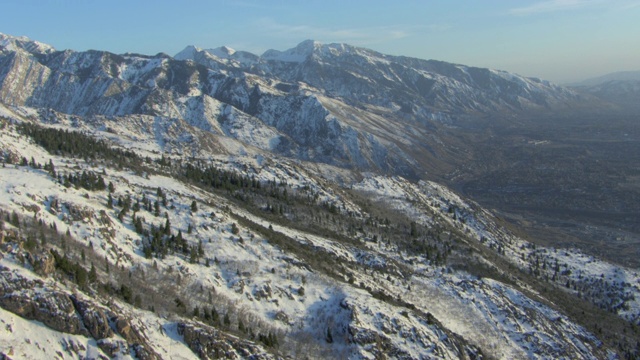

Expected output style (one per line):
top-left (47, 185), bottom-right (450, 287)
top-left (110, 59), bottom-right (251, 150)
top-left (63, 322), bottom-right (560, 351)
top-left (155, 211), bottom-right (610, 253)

top-left (569, 70), bottom-right (640, 108)
top-left (1, 32), bottom-right (640, 359)
top-left (1, 32), bottom-right (593, 179)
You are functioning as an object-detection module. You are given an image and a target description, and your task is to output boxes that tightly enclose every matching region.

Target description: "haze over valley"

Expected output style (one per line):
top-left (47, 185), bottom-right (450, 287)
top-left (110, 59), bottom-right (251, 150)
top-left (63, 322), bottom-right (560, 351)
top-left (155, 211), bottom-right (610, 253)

top-left (0, 2), bottom-right (639, 358)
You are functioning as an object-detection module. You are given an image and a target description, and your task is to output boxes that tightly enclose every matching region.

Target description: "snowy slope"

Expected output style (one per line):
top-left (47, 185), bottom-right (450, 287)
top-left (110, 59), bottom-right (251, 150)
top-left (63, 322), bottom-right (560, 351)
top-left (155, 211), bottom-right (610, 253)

top-left (0, 111), bottom-right (630, 358)
top-left (0, 33), bottom-right (637, 359)
top-left (0, 33), bottom-right (589, 179)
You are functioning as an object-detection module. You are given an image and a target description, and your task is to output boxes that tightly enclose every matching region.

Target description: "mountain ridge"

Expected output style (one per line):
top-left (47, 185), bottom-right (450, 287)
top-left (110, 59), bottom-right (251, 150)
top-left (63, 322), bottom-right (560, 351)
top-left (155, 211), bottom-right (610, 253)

top-left (1, 32), bottom-right (640, 359)
top-left (570, 70), bottom-right (640, 87)
top-left (0, 33), bottom-right (590, 180)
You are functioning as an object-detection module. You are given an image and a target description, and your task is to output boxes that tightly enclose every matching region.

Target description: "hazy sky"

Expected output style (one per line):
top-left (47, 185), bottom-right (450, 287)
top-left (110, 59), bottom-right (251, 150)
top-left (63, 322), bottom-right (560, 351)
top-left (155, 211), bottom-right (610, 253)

top-left (2, 0), bottom-right (639, 83)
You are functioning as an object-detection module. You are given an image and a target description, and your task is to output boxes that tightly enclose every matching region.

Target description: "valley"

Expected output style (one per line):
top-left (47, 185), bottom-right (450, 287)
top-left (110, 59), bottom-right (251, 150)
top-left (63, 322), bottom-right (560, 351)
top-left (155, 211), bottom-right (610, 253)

top-left (453, 112), bottom-right (640, 268)
top-left (1, 33), bottom-right (639, 359)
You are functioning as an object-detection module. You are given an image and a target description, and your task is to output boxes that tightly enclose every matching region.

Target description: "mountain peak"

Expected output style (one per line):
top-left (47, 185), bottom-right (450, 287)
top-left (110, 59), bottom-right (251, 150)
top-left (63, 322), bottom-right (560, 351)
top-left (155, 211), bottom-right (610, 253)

top-left (262, 39), bottom-right (322, 63)
top-left (205, 45), bottom-right (237, 59)
top-left (174, 45), bottom-right (201, 60)
top-left (0, 32), bottom-right (55, 54)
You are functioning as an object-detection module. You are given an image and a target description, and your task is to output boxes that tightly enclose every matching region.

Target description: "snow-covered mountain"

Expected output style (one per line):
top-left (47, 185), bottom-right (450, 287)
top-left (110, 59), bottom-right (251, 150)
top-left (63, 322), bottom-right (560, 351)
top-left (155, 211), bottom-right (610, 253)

top-left (0, 33), bottom-right (589, 179)
top-left (570, 71), bottom-right (640, 109)
top-left (1, 33), bottom-right (639, 359)
top-left (2, 105), bottom-right (635, 359)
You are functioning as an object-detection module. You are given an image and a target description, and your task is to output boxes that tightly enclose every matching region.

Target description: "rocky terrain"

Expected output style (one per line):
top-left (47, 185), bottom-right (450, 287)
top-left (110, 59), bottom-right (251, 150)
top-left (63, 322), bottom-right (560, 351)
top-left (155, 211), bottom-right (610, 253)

top-left (1, 33), bottom-right (639, 359)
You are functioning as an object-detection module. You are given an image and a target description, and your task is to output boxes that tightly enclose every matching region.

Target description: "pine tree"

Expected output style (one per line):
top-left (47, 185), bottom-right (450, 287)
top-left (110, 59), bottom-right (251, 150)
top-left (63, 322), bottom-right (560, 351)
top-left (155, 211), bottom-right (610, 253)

top-left (48, 159), bottom-right (56, 177)
top-left (11, 211), bottom-right (19, 228)
top-left (191, 200), bottom-right (198, 212)
top-left (134, 216), bottom-right (144, 234)
top-left (75, 265), bottom-right (88, 289)
top-left (198, 239), bottom-right (204, 257)
top-left (211, 307), bottom-right (219, 324)
top-left (164, 217), bottom-right (171, 235)
top-left (89, 263), bottom-right (98, 283)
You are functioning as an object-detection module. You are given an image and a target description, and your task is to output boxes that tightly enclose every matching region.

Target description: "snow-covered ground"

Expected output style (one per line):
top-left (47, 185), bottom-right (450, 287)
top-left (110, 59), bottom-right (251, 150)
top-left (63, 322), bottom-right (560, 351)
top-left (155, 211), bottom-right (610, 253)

top-left (0, 114), bottom-right (630, 359)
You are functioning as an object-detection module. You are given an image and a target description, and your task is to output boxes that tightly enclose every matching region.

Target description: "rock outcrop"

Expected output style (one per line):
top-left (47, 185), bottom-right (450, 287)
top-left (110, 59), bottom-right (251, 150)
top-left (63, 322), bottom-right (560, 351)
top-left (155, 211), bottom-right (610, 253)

top-left (177, 321), bottom-right (278, 359)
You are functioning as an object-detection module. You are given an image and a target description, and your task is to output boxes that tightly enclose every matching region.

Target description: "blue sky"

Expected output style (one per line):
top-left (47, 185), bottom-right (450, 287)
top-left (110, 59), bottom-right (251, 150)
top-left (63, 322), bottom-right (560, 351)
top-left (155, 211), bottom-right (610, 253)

top-left (1, 0), bottom-right (639, 83)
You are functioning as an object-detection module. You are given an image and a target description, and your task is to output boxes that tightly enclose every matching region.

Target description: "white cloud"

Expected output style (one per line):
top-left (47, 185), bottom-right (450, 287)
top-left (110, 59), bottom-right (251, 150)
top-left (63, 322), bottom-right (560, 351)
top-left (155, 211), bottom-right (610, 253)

top-left (509, 0), bottom-right (606, 15)
top-left (618, 0), bottom-right (640, 9)
top-left (251, 18), bottom-right (439, 48)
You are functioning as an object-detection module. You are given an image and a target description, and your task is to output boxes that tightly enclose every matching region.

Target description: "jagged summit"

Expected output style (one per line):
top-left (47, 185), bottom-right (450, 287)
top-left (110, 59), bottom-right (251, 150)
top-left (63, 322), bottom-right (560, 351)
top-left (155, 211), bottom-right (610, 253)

top-left (174, 44), bottom-right (259, 68)
top-left (0, 32), bottom-right (56, 55)
top-left (175, 44), bottom-right (239, 60)
top-left (173, 44), bottom-right (200, 60)
top-left (208, 45), bottom-right (236, 58)
top-left (261, 39), bottom-right (321, 62)
top-left (261, 39), bottom-right (376, 63)
top-left (0, 31), bottom-right (584, 178)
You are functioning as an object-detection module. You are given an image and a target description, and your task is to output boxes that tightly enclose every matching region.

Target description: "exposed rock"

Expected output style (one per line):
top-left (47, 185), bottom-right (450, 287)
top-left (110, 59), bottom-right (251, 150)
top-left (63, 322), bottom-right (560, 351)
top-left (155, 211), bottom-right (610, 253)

top-left (97, 210), bottom-right (113, 227)
top-left (111, 314), bottom-right (161, 360)
top-left (253, 283), bottom-right (272, 300)
top-left (31, 252), bottom-right (55, 276)
top-left (63, 202), bottom-right (95, 222)
top-left (274, 310), bottom-right (290, 325)
top-left (97, 338), bottom-right (126, 357)
top-left (0, 271), bottom-right (86, 336)
top-left (177, 321), bottom-right (278, 359)
top-left (21, 203), bottom-right (40, 214)
top-left (0, 269), bottom-right (160, 359)
top-left (232, 279), bottom-right (245, 294)
top-left (115, 316), bottom-right (143, 344)
top-left (70, 295), bottom-right (113, 340)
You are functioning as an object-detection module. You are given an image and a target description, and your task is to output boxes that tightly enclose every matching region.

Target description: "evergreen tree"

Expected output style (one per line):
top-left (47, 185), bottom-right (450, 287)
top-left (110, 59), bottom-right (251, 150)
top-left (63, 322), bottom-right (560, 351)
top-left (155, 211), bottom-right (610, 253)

top-left (326, 327), bottom-right (333, 343)
top-left (410, 221), bottom-right (418, 237)
top-left (164, 217), bottom-right (171, 235)
top-left (11, 211), bottom-right (19, 228)
top-left (75, 265), bottom-right (88, 289)
top-left (89, 263), bottom-right (98, 283)
top-left (134, 216), bottom-right (144, 234)
top-left (48, 159), bottom-right (56, 177)
top-left (210, 307), bottom-right (219, 324)
top-left (198, 239), bottom-right (204, 257)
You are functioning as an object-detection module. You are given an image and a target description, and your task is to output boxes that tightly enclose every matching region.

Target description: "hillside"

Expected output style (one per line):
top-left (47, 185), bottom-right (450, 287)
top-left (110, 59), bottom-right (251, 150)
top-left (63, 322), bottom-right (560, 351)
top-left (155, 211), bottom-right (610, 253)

top-left (1, 33), bottom-right (639, 359)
